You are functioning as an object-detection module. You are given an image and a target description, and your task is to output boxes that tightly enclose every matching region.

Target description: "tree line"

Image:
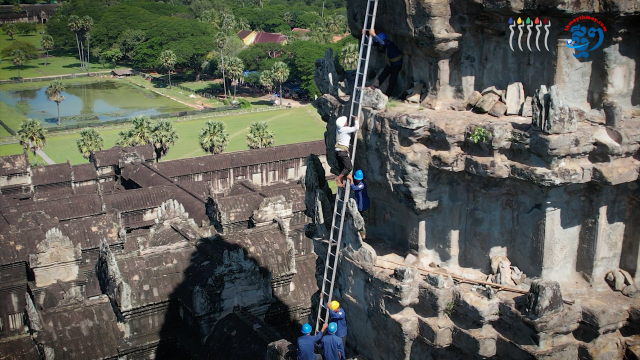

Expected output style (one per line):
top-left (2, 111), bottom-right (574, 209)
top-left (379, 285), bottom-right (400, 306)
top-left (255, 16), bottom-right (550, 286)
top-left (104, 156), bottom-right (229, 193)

top-left (17, 116), bottom-right (277, 166)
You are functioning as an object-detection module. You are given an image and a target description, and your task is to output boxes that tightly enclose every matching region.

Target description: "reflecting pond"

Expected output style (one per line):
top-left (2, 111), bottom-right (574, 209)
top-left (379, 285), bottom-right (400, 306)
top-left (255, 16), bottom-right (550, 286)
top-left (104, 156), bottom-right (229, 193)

top-left (0, 80), bottom-right (191, 126)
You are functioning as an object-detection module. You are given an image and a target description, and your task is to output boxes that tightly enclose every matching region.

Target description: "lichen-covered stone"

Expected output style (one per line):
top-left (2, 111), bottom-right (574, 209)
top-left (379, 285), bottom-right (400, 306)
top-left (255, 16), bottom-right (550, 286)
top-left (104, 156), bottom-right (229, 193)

top-left (526, 280), bottom-right (563, 317)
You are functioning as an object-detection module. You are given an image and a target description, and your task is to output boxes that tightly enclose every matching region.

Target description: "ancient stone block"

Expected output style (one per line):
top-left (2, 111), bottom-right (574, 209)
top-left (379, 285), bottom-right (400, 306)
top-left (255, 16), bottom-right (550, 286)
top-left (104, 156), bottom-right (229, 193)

top-left (452, 324), bottom-right (497, 358)
top-left (532, 85), bottom-right (581, 134)
top-left (580, 331), bottom-right (625, 360)
top-left (466, 91), bottom-right (482, 108)
top-left (592, 158), bottom-right (640, 186)
top-left (417, 316), bottom-right (453, 348)
top-left (581, 298), bottom-right (629, 334)
top-left (416, 282), bottom-right (454, 317)
top-left (505, 82), bottom-right (525, 115)
top-left (454, 288), bottom-right (500, 324)
top-left (362, 87), bottom-right (388, 110)
top-left (474, 93), bottom-right (500, 113)
top-left (520, 341), bottom-right (579, 360)
top-left (521, 96), bottom-right (533, 117)
top-left (465, 156), bottom-right (510, 179)
top-left (425, 273), bottom-right (454, 289)
top-left (406, 82), bottom-right (424, 104)
top-left (526, 280), bottom-right (563, 317)
top-left (489, 101), bottom-right (507, 118)
top-left (603, 100), bottom-right (622, 128)
top-left (481, 86), bottom-right (505, 98)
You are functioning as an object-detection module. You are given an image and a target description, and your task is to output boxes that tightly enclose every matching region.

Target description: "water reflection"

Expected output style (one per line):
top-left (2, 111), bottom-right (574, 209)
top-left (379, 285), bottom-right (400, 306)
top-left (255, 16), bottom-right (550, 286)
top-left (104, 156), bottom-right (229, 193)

top-left (0, 80), bottom-right (190, 125)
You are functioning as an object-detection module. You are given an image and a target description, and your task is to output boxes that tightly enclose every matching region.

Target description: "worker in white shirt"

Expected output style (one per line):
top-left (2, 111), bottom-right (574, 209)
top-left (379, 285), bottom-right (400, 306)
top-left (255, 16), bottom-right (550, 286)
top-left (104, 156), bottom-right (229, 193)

top-left (334, 115), bottom-right (359, 188)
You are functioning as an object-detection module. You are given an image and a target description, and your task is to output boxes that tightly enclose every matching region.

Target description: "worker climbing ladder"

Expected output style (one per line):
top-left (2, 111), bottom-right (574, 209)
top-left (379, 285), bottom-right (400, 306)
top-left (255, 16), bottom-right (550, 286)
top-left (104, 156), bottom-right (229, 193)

top-left (314, 0), bottom-right (379, 335)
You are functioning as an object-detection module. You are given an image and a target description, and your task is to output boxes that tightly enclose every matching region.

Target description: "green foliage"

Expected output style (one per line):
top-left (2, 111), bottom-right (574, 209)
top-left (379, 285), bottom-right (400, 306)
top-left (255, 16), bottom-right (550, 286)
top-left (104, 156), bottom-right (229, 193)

top-left (102, 47), bottom-right (123, 68)
top-left (76, 128), bottom-right (104, 159)
top-left (1, 40), bottom-right (38, 59)
top-left (117, 29), bottom-right (145, 61)
top-left (15, 22), bottom-right (37, 36)
top-left (46, 80), bottom-right (66, 125)
top-left (9, 49), bottom-right (26, 78)
top-left (199, 120), bottom-right (229, 154)
top-left (151, 119), bottom-right (179, 160)
top-left (271, 61), bottom-right (289, 105)
top-left (284, 40), bottom-right (331, 97)
top-left (4, 23), bottom-right (16, 40)
top-left (237, 98), bottom-right (251, 108)
top-left (237, 42), bottom-right (285, 72)
top-left (158, 49), bottom-right (177, 88)
top-left (117, 116), bottom-right (153, 147)
top-left (224, 56), bottom-right (245, 99)
top-left (470, 127), bottom-right (489, 144)
top-left (445, 301), bottom-right (456, 316)
top-left (246, 121), bottom-right (275, 149)
top-left (259, 69), bottom-right (274, 92)
top-left (386, 99), bottom-right (400, 108)
top-left (18, 118), bottom-right (46, 163)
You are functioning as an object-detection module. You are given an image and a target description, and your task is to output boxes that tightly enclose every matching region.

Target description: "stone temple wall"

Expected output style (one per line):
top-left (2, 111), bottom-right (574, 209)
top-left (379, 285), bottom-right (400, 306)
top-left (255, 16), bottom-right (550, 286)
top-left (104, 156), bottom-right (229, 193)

top-left (304, 0), bottom-right (640, 358)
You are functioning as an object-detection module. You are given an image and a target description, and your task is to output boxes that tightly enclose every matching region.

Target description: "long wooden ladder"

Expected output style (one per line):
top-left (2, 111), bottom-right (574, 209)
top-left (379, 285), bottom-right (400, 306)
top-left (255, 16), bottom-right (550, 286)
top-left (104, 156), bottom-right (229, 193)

top-left (314, 0), bottom-right (379, 334)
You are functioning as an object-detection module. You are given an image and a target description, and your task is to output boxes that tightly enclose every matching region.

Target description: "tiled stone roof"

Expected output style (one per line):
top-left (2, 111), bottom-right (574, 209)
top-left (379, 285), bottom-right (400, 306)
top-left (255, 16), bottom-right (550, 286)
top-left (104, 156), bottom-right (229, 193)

top-left (0, 153), bottom-right (29, 177)
top-left (31, 163), bottom-right (72, 185)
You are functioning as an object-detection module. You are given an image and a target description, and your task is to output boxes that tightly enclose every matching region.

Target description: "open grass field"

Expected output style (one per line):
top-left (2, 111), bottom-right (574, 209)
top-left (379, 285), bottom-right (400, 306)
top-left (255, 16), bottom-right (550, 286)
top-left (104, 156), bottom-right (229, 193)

top-left (0, 27), bottom-right (127, 80)
top-left (0, 106), bottom-right (327, 165)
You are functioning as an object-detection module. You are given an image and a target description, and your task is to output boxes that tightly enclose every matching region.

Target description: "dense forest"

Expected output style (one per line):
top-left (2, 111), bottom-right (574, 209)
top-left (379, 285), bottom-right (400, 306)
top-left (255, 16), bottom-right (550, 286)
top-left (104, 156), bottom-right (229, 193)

top-left (43, 0), bottom-right (356, 96)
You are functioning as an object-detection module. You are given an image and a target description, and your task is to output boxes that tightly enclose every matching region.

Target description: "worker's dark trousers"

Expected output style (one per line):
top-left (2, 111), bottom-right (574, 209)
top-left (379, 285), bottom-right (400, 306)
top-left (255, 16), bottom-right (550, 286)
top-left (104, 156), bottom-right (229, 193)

top-left (341, 336), bottom-right (346, 352)
top-left (378, 63), bottom-right (402, 97)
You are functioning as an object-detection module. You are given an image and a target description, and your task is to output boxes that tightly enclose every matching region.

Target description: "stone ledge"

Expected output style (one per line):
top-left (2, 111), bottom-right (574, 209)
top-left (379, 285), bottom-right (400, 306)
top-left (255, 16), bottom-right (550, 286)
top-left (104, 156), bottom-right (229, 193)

top-left (451, 324), bottom-right (498, 358)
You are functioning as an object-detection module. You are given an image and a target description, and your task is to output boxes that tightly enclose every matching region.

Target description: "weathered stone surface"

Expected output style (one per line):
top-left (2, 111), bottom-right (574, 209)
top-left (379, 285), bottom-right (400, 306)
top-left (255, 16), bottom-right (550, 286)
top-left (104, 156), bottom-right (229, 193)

top-left (313, 48), bottom-right (340, 97)
top-left (592, 158), bottom-right (640, 185)
top-left (466, 91), bottom-right (482, 107)
top-left (603, 100), bottom-right (623, 128)
top-left (521, 96), bottom-right (533, 117)
top-left (362, 87), bottom-right (387, 110)
top-left (532, 85), bottom-right (581, 134)
top-left (406, 82), bottom-right (424, 104)
top-left (505, 82), bottom-right (525, 115)
top-left (425, 272), bottom-right (454, 289)
top-left (581, 298), bottom-right (629, 333)
top-left (488, 101), bottom-right (507, 118)
top-left (481, 86), bottom-right (504, 98)
top-left (474, 93), bottom-right (500, 113)
top-left (454, 286), bottom-right (500, 324)
top-left (452, 324), bottom-right (497, 358)
top-left (526, 280), bottom-right (563, 317)
top-left (418, 316), bottom-right (453, 348)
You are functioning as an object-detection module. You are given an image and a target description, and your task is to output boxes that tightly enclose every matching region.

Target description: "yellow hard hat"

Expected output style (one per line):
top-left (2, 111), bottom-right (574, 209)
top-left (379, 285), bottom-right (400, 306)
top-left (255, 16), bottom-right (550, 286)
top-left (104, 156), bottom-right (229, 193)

top-left (330, 301), bottom-right (340, 311)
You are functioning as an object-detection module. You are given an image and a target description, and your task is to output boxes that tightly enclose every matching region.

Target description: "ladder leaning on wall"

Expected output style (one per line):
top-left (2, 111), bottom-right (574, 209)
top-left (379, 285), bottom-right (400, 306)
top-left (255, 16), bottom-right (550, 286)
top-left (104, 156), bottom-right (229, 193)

top-left (314, 0), bottom-right (379, 335)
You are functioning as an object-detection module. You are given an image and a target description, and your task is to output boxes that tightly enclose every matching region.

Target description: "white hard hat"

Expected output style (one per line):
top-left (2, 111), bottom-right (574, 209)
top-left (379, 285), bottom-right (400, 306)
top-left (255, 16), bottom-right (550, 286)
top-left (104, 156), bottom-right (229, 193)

top-left (336, 116), bottom-right (347, 128)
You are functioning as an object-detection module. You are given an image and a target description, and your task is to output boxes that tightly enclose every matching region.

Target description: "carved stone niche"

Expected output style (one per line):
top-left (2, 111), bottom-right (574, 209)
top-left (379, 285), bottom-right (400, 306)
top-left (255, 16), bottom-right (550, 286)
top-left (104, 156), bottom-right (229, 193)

top-left (29, 228), bottom-right (81, 287)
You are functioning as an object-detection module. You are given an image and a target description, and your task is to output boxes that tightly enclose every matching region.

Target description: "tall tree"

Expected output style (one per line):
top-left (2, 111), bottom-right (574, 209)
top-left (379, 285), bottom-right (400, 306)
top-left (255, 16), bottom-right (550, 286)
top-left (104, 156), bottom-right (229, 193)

top-left (116, 116), bottom-right (153, 147)
top-left (76, 128), bottom-right (104, 160)
top-left (246, 121), bottom-right (275, 149)
top-left (340, 43), bottom-right (358, 70)
top-left (118, 29), bottom-right (146, 61)
top-left (224, 57), bottom-right (244, 101)
top-left (45, 80), bottom-right (65, 125)
top-left (259, 69), bottom-right (274, 93)
top-left (40, 35), bottom-right (54, 66)
top-left (10, 49), bottom-right (25, 79)
top-left (103, 47), bottom-right (122, 69)
top-left (4, 23), bottom-right (16, 40)
top-left (214, 32), bottom-right (228, 98)
top-left (17, 119), bottom-right (46, 164)
top-left (158, 49), bottom-right (177, 90)
top-left (151, 119), bottom-right (179, 161)
top-left (82, 16), bottom-right (94, 73)
top-left (68, 15), bottom-right (84, 70)
top-left (199, 120), bottom-right (229, 154)
top-left (271, 61), bottom-right (289, 106)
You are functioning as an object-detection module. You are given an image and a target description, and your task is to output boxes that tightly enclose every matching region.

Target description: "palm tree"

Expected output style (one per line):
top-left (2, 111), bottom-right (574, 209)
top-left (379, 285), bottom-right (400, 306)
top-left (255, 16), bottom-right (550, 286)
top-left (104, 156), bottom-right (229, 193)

top-left (325, 15), bottom-right (340, 33)
top-left (283, 12), bottom-right (294, 26)
top-left (221, 13), bottom-right (236, 34)
top-left (158, 49), bottom-right (177, 89)
top-left (214, 32), bottom-right (228, 98)
top-left (199, 120), bottom-right (229, 154)
top-left (246, 121), bottom-right (275, 149)
top-left (116, 116), bottom-right (153, 147)
top-left (341, 43), bottom-right (358, 70)
top-left (82, 16), bottom-right (94, 73)
top-left (271, 61), bottom-right (289, 106)
top-left (237, 17), bottom-right (251, 31)
top-left (76, 128), bottom-right (104, 160)
top-left (10, 50), bottom-right (25, 79)
top-left (224, 57), bottom-right (244, 101)
top-left (17, 119), bottom-right (46, 164)
top-left (45, 80), bottom-right (65, 125)
top-left (259, 70), bottom-right (274, 94)
top-left (5, 23), bottom-right (16, 40)
top-left (41, 35), bottom-right (54, 66)
top-left (68, 15), bottom-right (84, 69)
top-left (151, 119), bottom-right (179, 161)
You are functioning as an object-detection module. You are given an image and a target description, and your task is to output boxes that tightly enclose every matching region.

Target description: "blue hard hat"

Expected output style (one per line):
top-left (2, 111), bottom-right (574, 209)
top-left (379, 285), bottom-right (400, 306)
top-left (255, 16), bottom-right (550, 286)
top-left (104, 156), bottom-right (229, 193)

top-left (328, 322), bottom-right (337, 334)
top-left (301, 323), bottom-right (312, 334)
top-left (354, 170), bottom-right (364, 180)
top-left (377, 32), bottom-right (387, 41)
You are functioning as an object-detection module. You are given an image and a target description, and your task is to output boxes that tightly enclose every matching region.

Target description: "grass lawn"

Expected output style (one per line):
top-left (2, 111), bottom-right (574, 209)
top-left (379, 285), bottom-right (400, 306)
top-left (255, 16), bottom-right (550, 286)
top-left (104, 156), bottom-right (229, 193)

top-left (124, 75), bottom-right (225, 109)
top-left (0, 106), bottom-right (327, 165)
top-left (0, 27), bottom-right (128, 80)
top-left (0, 142), bottom-right (46, 165)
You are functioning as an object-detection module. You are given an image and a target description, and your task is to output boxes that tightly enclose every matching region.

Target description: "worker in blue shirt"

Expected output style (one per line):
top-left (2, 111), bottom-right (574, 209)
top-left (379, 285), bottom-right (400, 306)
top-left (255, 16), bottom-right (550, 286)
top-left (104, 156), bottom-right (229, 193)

top-left (351, 170), bottom-right (370, 240)
top-left (319, 323), bottom-right (345, 360)
top-left (326, 301), bottom-right (347, 349)
top-left (297, 323), bottom-right (327, 360)
top-left (366, 29), bottom-right (403, 97)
